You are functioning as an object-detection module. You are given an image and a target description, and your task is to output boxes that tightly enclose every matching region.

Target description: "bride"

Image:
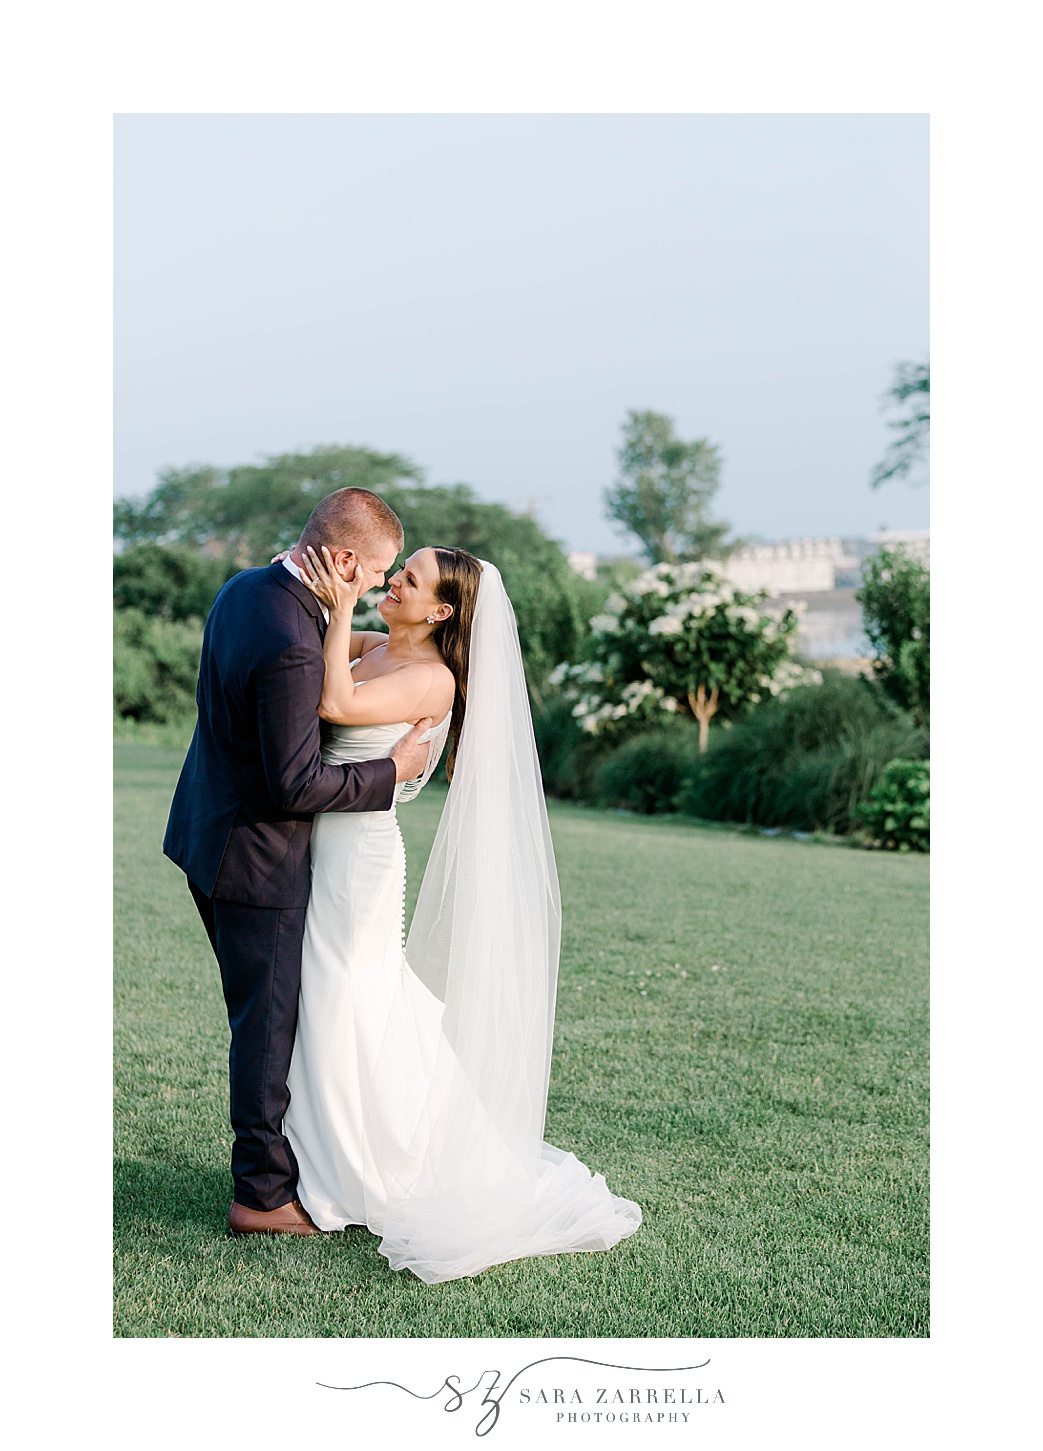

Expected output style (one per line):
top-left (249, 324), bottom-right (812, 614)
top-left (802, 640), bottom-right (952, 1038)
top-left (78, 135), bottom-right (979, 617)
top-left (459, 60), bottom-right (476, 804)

top-left (281, 540), bottom-right (641, 1284)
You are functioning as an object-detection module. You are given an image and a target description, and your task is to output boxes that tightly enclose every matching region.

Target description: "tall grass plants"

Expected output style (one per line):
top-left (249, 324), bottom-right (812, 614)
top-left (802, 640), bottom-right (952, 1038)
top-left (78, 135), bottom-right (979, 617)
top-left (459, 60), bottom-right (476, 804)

top-left (535, 673), bottom-right (926, 840)
top-left (678, 676), bottom-right (926, 834)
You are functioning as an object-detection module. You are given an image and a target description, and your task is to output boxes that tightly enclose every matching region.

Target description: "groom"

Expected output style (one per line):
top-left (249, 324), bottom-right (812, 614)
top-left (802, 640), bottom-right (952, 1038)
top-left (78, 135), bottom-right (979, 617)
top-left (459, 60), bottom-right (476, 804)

top-left (163, 487), bottom-right (432, 1236)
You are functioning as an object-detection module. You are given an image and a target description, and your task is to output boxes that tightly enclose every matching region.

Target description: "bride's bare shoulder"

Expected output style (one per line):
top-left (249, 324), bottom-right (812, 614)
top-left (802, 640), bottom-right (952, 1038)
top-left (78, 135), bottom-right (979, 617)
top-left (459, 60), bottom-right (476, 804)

top-left (412, 657), bottom-right (455, 719)
top-left (422, 657), bottom-right (455, 704)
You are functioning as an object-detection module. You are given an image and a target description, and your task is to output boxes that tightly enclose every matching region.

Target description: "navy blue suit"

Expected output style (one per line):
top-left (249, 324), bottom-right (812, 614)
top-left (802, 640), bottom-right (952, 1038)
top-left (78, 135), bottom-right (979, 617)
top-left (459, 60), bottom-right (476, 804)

top-left (164, 562), bottom-right (397, 1209)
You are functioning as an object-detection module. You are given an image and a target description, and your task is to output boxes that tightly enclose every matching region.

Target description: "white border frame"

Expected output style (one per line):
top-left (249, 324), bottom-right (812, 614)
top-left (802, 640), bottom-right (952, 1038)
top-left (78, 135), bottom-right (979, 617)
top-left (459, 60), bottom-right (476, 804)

top-left (8, 1), bottom-right (1040, 1445)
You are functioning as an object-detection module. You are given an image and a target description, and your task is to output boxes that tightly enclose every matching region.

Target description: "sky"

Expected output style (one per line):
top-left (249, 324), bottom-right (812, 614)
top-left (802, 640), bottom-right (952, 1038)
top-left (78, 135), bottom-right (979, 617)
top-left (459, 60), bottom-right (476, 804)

top-left (114, 113), bottom-right (929, 555)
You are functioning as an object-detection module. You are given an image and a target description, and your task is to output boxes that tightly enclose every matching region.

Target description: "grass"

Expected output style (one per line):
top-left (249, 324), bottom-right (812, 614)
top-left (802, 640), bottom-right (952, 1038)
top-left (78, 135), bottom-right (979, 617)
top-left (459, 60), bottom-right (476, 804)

top-left (114, 742), bottom-right (928, 1338)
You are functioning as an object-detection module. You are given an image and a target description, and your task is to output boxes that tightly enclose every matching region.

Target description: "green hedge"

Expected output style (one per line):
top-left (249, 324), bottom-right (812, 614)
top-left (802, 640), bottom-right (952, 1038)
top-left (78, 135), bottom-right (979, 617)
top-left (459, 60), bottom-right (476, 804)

top-left (593, 726), bottom-right (703, 815)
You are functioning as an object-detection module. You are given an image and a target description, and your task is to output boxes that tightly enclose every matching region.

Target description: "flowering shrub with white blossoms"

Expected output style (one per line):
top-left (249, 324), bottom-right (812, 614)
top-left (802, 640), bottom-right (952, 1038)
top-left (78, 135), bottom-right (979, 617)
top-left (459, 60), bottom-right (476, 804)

top-left (551, 561), bottom-right (821, 750)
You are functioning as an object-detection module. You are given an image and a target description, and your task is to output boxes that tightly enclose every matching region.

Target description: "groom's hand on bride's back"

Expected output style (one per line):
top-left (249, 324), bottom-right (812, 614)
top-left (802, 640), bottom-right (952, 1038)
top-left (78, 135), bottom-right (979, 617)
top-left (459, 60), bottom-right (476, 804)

top-left (390, 719), bottom-right (434, 783)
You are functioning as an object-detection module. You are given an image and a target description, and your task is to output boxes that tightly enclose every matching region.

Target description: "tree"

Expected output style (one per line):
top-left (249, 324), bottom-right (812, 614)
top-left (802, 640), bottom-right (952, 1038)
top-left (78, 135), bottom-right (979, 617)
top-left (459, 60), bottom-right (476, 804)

top-left (113, 445), bottom-right (424, 561)
top-left (550, 562), bottom-right (818, 752)
top-left (113, 445), bottom-right (603, 692)
top-left (603, 410), bottom-right (731, 564)
top-left (871, 359), bottom-right (930, 489)
top-left (856, 545), bottom-right (930, 733)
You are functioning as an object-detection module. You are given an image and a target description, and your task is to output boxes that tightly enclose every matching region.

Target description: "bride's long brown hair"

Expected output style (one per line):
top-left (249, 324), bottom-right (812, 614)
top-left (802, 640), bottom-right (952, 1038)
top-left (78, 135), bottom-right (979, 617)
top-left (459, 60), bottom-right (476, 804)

top-left (429, 547), bottom-right (484, 781)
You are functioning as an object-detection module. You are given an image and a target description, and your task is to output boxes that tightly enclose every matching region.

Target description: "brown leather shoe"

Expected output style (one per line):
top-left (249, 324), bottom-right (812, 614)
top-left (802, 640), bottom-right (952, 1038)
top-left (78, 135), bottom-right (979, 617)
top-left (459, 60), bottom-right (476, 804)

top-left (228, 1198), bottom-right (320, 1237)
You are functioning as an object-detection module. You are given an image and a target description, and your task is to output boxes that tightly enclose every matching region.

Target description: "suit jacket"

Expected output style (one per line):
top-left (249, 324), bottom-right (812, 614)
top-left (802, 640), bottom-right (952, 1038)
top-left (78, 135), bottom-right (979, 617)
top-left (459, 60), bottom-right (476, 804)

top-left (163, 561), bottom-right (398, 907)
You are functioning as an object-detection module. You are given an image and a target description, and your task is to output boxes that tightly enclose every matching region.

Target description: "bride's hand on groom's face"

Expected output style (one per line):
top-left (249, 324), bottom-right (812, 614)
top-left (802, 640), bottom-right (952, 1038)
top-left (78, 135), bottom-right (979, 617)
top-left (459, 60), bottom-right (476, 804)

top-left (300, 544), bottom-right (365, 614)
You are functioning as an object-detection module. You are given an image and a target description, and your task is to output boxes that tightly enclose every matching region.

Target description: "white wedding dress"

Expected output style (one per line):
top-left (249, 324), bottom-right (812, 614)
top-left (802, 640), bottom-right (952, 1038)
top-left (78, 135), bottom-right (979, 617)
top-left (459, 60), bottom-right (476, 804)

top-left (283, 566), bottom-right (641, 1284)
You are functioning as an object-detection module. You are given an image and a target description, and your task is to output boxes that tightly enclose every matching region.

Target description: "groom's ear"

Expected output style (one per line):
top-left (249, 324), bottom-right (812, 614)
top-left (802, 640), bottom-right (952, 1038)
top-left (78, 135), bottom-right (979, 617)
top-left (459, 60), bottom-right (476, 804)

top-left (329, 548), bottom-right (357, 579)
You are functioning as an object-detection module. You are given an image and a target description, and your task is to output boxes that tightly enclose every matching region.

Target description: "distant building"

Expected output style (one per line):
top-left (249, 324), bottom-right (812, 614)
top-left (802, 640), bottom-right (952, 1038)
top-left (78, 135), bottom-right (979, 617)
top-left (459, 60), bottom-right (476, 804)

top-left (567, 550), bottom-right (598, 581)
top-left (866, 529), bottom-right (930, 566)
top-left (721, 538), bottom-right (858, 595)
top-left (722, 532), bottom-right (928, 596)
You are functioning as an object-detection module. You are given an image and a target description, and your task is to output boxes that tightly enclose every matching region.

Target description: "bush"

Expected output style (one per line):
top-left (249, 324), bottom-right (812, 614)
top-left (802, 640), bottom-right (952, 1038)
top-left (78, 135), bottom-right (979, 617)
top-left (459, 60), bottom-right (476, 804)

top-left (593, 726), bottom-right (703, 814)
top-left (532, 692), bottom-right (604, 801)
top-left (114, 543), bottom-right (239, 622)
top-left (114, 608), bottom-right (202, 724)
top-left (533, 696), bottom-right (706, 814)
top-left (856, 759), bottom-right (930, 852)
top-left (676, 673), bottom-right (926, 834)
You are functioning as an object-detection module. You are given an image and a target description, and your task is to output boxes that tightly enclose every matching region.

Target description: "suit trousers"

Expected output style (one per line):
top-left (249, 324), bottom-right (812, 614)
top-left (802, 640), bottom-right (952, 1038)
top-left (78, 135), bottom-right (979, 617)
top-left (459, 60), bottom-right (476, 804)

top-left (189, 880), bottom-right (307, 1211)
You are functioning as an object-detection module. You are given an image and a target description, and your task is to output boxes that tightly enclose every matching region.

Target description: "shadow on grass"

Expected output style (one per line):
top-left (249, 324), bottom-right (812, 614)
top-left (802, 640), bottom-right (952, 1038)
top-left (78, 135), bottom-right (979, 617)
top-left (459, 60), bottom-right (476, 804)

top-left (113, 1157), bottom-right (396, 1278)
top-left (115, 1157), bottom-right (230, 1238)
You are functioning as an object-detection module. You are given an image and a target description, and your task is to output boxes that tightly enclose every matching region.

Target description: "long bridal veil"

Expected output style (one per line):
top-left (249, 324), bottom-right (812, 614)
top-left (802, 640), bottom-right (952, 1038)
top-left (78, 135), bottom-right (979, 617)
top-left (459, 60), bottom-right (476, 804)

top-left (361, 561), bottom-right (641, 1283)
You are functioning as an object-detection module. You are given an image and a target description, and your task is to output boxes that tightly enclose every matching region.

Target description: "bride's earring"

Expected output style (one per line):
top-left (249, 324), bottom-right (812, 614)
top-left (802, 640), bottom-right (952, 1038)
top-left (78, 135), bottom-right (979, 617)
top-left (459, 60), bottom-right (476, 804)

top-left (426, 616), bottom-right (436, 624)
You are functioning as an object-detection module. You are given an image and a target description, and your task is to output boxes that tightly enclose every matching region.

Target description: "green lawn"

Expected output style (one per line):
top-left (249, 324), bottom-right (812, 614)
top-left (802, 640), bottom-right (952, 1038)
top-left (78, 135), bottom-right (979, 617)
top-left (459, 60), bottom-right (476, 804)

top-left (114, 742), bottom-right (928, 1338)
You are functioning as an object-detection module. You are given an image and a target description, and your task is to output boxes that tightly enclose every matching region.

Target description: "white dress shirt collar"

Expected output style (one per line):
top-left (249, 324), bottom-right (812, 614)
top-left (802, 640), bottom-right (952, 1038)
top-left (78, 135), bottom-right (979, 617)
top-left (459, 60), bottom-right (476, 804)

top-left (281, 554), bottom-right (330, 623)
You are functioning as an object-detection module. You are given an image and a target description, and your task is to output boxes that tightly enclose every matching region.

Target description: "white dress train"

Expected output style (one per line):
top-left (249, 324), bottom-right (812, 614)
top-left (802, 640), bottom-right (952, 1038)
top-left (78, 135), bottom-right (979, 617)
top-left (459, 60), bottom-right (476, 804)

top-left (283, 712), bottom-right (642, 1283)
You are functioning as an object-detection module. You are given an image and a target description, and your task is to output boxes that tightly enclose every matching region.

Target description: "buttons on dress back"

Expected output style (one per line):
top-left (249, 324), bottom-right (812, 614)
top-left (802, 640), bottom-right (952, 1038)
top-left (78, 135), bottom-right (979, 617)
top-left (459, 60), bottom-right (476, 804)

top-left (397, 822), bottom-right (408, 958)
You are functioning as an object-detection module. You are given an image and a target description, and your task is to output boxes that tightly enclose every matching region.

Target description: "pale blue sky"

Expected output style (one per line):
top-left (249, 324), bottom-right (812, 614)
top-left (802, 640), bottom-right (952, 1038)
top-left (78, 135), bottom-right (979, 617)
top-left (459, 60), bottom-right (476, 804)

top-left (115, 113), bottom-right (928, 554)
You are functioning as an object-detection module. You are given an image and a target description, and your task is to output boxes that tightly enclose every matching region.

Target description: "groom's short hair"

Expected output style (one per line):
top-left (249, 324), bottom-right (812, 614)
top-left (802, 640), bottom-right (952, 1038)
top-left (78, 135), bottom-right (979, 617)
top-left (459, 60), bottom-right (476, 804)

top-left (300, 488), bottom-right (404, 558)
